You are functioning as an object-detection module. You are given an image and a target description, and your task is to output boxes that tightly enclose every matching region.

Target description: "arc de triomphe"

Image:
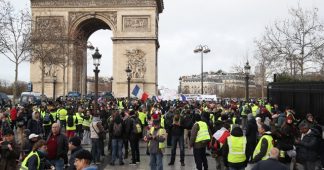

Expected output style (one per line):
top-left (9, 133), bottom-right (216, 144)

top-left (29, 0), bottom-right (163, 97)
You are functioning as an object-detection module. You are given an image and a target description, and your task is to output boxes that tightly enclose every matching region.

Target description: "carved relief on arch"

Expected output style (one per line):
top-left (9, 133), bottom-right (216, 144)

top-left (69, 11), bottom-right (117, 31)
top-left (125, 49), bottom-right (147, 79)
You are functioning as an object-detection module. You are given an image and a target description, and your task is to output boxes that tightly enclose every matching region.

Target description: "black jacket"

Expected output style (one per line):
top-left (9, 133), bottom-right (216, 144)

top-left (27, 119), bottom-right (43, 135)
top-left (46, 133), bottom-right (68, 160)
top-left (251, 132), bottom-right (273, 163)
top-left (26, 151), bottom-right (52, 170)
top-left (68, 146), bottom-right (83, 170)
top-left (296, 128), bottom-right (321, 162)
top-left (252, 158), bottom-right (288, 170)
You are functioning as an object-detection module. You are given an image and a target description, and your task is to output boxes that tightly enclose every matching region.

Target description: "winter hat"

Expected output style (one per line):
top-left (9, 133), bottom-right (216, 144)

top-left (69, 136), bottom-right (81, 147)
top-left (3, 129), bottom-right (14, 136)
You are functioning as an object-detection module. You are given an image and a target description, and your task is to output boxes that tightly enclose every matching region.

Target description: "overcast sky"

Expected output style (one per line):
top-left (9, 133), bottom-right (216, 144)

top-left (2, 0), bottom-right (324, 90)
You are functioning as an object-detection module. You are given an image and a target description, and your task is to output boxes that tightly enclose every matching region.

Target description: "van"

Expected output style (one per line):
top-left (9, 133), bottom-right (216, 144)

top-left (0, 92), bottom-right (11, 108)
top-left (20, 92), bottom-right (47, 106)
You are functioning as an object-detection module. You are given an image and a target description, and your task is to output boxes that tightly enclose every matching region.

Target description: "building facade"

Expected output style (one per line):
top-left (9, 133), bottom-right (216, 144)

top-left (179, 70), bottom-right (256, 98)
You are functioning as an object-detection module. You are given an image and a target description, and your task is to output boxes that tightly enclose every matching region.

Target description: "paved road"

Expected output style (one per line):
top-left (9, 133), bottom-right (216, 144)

top-left (82, 141), bottom-right (254, 170)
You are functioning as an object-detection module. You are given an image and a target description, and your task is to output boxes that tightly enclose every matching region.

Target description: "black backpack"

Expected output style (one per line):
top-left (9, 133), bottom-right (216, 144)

top-left (132, 118), bottom-right (142, 134)
top-left (67, 115), bottom-right (74, 127)
top-left (113, 123), bottom-right (123, 137)
top-left (43, 113), bottom-right (51, 124)
top-left (182, 113), bottom-right (194, 129)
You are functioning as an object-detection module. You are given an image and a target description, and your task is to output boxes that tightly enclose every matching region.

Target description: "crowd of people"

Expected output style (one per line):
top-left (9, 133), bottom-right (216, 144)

top-left (0, 96), bottom-right (323, 170)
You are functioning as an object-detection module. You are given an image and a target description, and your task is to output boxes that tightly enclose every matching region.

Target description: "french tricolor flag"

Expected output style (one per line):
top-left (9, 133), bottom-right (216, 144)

top-left (131, 84), bottom-right (149, 101)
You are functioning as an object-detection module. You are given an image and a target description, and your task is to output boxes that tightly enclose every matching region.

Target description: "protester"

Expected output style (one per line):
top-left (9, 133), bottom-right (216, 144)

top-left (109, 112), bottom-right (124, 166)
top-left (46, 123), bottom-right (68, 170)
top-left (252, 147), bottom-right (289, 170)
top-left (0, 129), bottom-right (21, 170)
top-left (168, 113), bottom-right (185, 166)
top-left (144, 118), bottom-right (166, 170)
top-left (251, 124), bottom-right (274, 163)
top-left (90, 114), bottom-right (104, 164)
top-left (68, 136), bottom-right (84, 170)
top-left (74, 150), bottom-right (98, 170)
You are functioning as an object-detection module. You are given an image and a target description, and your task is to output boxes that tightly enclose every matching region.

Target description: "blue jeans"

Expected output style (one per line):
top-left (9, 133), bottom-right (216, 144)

top-left (49, 158), bottom-right (64, 170)
top-left (150, 152), bottom-right (163, 170)
top-left (170, 135), bottom-right (185, 163)
top-left (112, 139), bottom-right (123, 163)
top-left (91, 138), bottom-right (101, 163)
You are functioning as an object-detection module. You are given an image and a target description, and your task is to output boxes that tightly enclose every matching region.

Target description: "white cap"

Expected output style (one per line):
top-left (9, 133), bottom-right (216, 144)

top-left (28, 133), bottom-right (39, 140)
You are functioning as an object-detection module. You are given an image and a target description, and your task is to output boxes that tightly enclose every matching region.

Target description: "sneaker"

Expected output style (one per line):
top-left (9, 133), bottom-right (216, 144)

top-left (181, 162), bottom-right (185, 166)
top-left (168, 162), bottom-right (174, 166)
top-left (119, 162), bottom-right (124, 165)
top-left (129, 162), bottom-right (136, 165)
top-left (110, 162), bottom-right (115, 166)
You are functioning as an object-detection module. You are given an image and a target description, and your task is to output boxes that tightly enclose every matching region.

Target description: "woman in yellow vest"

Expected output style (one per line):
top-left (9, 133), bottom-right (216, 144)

top-left (251, 124), bottom-right (274, 163)
top-left (144, 118), bottom-right (166, 170)
top-left (20, 139), bottom-right (54, 170)
top-left (222, 125), bottom-right (247, 170)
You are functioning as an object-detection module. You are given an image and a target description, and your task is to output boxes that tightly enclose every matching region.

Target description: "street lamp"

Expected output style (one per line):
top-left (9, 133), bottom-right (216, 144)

top-left (125, 65), bottom-right (132, 102)
top-left (110, 77), bottom-right (114, 93)
top-left (92, 48), bottom-right (102, 109)
top-left (52, 75), bottom-right (57, 100)
top-left (194, 45), bottom-right (210, 94)
top-left (179, 77), bottom-right (182, 94)
top-left (244, 61), bottom-right (251, 102)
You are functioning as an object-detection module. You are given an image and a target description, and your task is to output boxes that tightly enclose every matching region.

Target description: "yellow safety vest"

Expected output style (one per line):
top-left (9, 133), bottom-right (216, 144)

top-left (42, 112), bottom-right (52, 126)
top-left (195, 121), bottom-right (210, 143)
top-left (58, 108), bottom-right (67, 121)
top-left (253, 134), bottom-right (273, 160)
top-left (210, 113), bottom-right (215, 123)
top-left (252, 105), bottom-right (259, 117)
top-left (160, 116), bottom-right (165, 128)
top-left (118, 101), bottom-right (124, 109)
top-left (82, 116), bottom-right (92, 127)
top-left (20, 151), bottom-right (40, 170)
top-left (227, 136), bottom-right (247, 163)
top-left (265, 104), bottom-right (272, 113)
top-left (149, 127), bottom-right (166, 150)
top-left (75, 112), bottom-right (83, 125)
top-left (138, 112), bottom-right (147, 125)
top-left (66, 115), bottom-right (77, 130)
top-left (50, 111), bottom-right (57, 122)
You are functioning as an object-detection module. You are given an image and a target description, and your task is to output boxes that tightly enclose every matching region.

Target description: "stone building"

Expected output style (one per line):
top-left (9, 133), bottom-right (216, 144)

top-left (179, 70), bottom-right (256, 98)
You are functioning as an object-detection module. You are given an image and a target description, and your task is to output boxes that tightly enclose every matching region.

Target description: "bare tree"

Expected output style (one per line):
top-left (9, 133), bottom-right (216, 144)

top-left (0, 0), bottom-right (31, 102)
top-left (30, 16), bottom-right (65, 98)
top-left (260, 6), bottom-right (324, 78)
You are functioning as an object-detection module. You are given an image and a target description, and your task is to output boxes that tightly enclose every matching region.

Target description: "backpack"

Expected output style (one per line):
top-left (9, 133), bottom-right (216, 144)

top-left (133, 119), bottom-right (142, 134)
top-left (113, 123), bottom-right (123, 137)
top-left (43, 113), bottom-right (51, 124)
top-left (67, 115), bottom-right (74, 127)
top-left (182, 114), bottom-right (194, 129)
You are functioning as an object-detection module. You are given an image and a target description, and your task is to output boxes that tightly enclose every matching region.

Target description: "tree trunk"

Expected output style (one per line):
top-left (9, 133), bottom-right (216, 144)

top-left (13, 62), bottom-right (18, 104)
top-left (41, 61), bottom-right (45, 101)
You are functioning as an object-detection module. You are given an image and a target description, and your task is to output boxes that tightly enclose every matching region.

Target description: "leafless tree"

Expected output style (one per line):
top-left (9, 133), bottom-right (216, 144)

top-left (0, 0), bottom-right (31, 102)
top-left (30, 16), bottom-right (65, 99)
top-left (259, 6), bottom-right (324, 78)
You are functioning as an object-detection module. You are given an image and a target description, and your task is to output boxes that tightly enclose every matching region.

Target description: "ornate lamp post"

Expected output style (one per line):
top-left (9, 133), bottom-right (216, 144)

top-left (179, 77), bottom-right (182, 94)
top-left (92, 48), bottom-right (102, 109)
top-left (244, 61), bottom-right (251, 102)
top-left (52, 75), bottom-right (57, 100)
top-left (194, 45), bottom-right (210, 94)
top-left (125, 65), bottom-right (132, 102)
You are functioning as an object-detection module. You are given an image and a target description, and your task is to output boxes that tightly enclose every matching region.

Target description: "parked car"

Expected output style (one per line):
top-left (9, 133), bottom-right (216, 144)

top-left (67, 91), bottom-right (81, 99)
top-left (0, 92), bottom-right (11, 108)
top-left (20, 92), bottom-right (46, 106)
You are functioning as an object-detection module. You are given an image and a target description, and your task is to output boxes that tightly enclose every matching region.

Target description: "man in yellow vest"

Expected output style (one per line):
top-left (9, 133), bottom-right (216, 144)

top-left (66, 112), bottom-right (78, 139)
top-left (190, 114), bottom-right (211, 170)
top-left (222, 125), bottom-right (248, 170)
top-left (75, 108), bottom-right (84, 138)
top-left (144, 118), bottom-right (166, 170)
top-left (81, 110), bottom-right (92, 145)
top-left (252, 124), bottom-right (274, 163)
top-left (58, 105), bottom-right (68, 129)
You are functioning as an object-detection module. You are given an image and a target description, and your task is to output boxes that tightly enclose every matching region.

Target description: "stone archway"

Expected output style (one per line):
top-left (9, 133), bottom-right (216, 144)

top-left (29, 0), bottom-right (164, 98)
